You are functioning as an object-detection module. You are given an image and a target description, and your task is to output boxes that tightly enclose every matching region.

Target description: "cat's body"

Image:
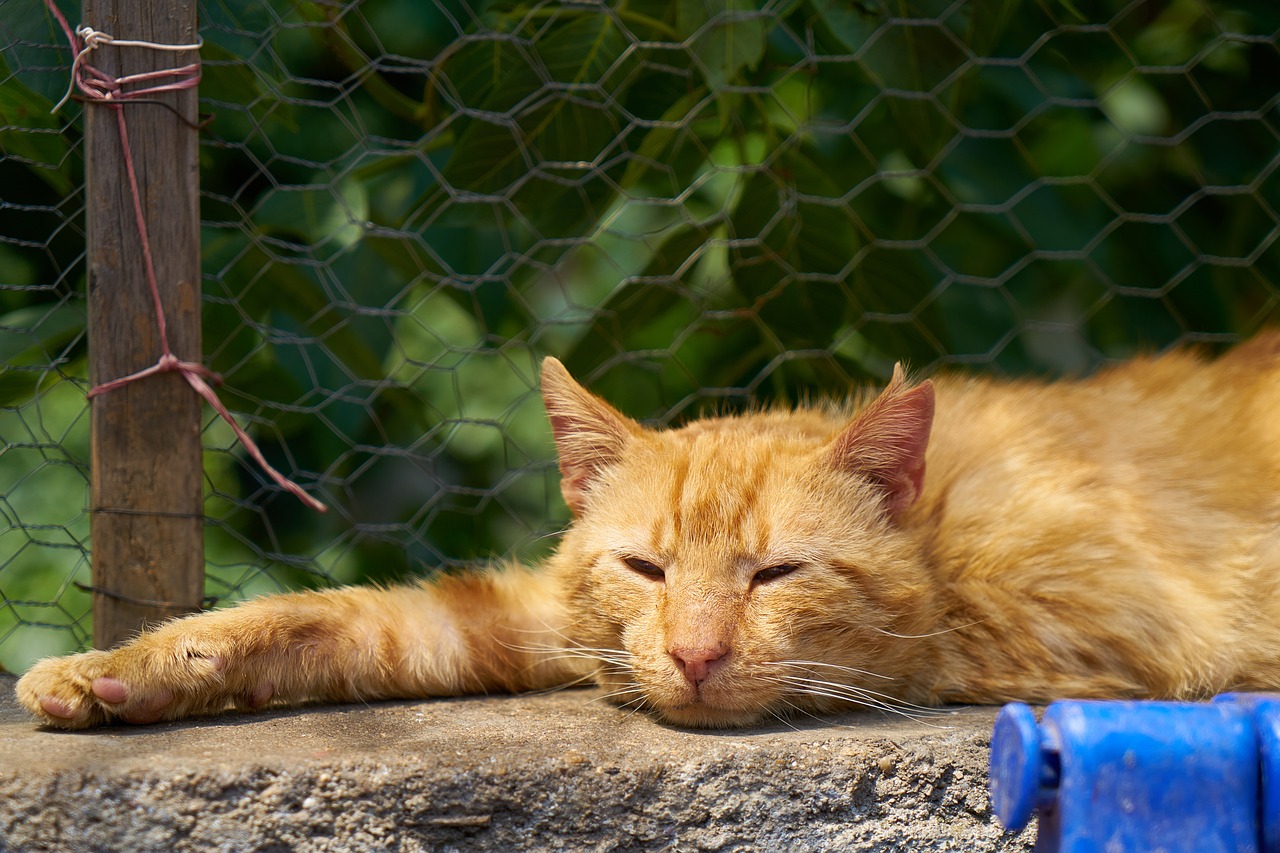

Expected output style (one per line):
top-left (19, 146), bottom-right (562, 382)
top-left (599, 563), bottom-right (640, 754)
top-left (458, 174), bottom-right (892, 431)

top-left (17, 336), bottom-right (1280, 729)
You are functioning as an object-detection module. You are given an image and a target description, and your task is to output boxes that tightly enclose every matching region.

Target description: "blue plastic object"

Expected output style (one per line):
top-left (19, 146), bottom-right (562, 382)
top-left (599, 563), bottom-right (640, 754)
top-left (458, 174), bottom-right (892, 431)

top-left (989, 694), bottom-right (1280, 852)
top-left (1217, 693), bottom-right (1280, 853)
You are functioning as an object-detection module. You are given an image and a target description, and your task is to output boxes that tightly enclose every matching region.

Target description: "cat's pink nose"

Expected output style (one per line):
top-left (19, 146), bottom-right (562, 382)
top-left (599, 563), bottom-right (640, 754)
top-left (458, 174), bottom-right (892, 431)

top-left (669, 645), bottom-right (728, 685)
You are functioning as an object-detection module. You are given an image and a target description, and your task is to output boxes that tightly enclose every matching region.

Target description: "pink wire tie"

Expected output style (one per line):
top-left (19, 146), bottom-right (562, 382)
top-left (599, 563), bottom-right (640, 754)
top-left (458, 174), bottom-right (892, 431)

top-left (45, 1), bottom-right (327, 513)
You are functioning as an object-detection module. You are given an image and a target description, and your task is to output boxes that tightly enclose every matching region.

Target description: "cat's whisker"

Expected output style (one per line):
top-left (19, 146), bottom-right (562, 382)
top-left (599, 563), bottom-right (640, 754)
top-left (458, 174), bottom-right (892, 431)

top-left (531, 656), bottom-right (635, 679)
top-left (772, 674), bottom-right (949, 715)
top-left (782, 688), bottom-right (940, 724)
top-left (498, 640), bottom-right (638, 689)
top-left (768, 696), bottom-right (880, 727)
top-left (591, 684), bottom-right (648, 705)
top-left (528, 526), bottom-right (569, 545)
top-left (492, 624), bottom-right (636, 660)
top-left (872, 617), bottom-right (991, 640)
top-left (516, 647), bottom-right (632, 664)
top-left (611, 692), bottom-right (653, 718)
top-left (763, 674), bottom-right (950, 724)
top-left (522, 671), bottom-right (600, 696)
top-left (767, 678), bottom-right (902, 714)
top-left (775, 698), bottom-right (838, 729)
top-left (501, 611), bottom-right (597, 638)
top-left (769, 659), bottom-right (897, 681)
top-left (765, 705), bottom-right (805, 733)
top-left (495, 637), bottom-right (636, 668)
top-left (785, 692), bottom-right (954, 731)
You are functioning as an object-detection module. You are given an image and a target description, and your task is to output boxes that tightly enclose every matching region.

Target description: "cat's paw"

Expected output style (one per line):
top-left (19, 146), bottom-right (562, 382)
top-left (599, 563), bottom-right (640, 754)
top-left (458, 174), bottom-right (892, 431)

top-left (17, 651), bottom-right (124, 729)
top-left (15, 641), bottom-right (228, 730)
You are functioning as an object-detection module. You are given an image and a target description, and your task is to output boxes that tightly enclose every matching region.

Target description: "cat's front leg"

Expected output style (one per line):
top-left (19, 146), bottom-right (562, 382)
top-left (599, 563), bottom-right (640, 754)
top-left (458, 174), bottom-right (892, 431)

top-left (16, 568), bottom-right (578, 729)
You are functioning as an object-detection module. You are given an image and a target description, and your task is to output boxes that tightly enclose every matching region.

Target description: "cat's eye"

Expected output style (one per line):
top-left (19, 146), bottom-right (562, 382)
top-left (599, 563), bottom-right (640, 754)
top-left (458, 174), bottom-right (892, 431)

top-left (622, 556), bottom-right (665, 581)
top-left (753, 563), bottom-right (800, 585)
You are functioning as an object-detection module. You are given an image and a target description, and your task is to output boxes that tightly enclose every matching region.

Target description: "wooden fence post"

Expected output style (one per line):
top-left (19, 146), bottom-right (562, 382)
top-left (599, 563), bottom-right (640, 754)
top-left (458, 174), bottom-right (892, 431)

top-left (84, 0), bottom-right (203, 647)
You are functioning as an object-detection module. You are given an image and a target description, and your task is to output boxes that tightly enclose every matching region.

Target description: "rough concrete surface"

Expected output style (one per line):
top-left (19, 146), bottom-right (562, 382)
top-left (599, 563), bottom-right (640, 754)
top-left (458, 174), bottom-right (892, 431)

top-left (0, 675), bottom-right (1035, 852)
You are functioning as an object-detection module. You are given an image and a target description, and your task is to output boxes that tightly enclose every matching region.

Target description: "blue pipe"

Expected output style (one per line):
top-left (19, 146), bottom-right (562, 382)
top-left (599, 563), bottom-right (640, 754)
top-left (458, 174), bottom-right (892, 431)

top-left (988, 693), bottom-right (1280, 852)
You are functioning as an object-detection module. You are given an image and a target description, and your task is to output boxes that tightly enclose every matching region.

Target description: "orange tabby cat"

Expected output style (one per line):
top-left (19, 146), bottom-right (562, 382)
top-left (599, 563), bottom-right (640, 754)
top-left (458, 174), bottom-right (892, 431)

top-left (16, 336), bottom-right (1280, 729)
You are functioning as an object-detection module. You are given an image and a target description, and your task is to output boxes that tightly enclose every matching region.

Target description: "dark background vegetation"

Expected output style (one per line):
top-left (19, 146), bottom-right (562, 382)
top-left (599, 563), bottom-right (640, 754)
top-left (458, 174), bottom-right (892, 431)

top-left (0, 0), bottom-right (1277, 667)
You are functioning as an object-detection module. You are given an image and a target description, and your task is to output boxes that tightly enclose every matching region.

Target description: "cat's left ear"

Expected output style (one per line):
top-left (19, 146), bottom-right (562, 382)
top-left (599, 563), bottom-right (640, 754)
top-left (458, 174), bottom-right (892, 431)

top-left (540, 357), bottom-right (643, 515)
top-left (827, 363), bottom-right (935, 521)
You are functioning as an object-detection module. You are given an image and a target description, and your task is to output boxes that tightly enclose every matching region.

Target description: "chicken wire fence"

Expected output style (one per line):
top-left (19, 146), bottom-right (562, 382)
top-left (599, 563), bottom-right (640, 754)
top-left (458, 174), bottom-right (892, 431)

top-left (1, 0), bottom-right (1277, 670)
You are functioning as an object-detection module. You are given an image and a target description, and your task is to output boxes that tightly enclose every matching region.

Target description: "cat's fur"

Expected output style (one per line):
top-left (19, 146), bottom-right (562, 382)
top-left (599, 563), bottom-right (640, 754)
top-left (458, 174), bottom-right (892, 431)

top-left (16, 336), bottom-right (1280, 729)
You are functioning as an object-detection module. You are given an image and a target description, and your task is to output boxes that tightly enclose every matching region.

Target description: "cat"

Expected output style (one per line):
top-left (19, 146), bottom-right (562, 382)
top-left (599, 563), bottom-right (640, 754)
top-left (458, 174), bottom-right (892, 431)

top-left (15, 335), bottom-right (1280, 730)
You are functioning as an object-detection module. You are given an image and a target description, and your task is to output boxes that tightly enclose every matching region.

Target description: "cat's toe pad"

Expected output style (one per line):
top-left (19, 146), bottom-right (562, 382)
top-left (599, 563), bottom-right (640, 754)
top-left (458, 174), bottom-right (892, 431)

top-left (84, 676), bottom-right (173, 723)
top-left (242, 681), bottom-right (274, 710)
top-left (91, 676), bottom-right (128, 704)
top-left (116, 687), bottom-right (175, 724)
top-left (38, 695), bottom-right (80, 721)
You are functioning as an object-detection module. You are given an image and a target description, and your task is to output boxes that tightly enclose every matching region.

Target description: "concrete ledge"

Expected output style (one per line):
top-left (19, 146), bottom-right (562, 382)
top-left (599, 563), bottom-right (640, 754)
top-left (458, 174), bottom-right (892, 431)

top-left (0, 675), bottom-right (1034, 851)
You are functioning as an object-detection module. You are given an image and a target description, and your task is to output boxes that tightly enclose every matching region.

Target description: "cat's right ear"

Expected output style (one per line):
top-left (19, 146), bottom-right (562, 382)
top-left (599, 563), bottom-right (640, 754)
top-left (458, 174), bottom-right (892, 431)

top-left (540, 358), bottom-right (642, 515)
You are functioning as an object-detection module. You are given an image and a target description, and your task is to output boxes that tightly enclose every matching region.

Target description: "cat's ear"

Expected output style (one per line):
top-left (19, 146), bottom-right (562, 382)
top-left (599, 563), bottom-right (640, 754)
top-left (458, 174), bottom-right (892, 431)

top-left (827, 363), bottom-right (935, 521)
top-left (541, 357), bottom-right (642, 515)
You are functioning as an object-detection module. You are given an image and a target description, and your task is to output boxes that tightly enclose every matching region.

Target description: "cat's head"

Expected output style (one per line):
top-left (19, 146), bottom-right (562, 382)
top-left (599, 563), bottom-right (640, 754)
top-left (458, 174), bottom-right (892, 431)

top-left (541, 358), bottom-right (940, 727)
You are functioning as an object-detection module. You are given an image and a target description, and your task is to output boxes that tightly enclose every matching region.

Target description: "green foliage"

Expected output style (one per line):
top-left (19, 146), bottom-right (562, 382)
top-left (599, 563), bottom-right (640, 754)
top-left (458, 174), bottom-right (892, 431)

top-left (0, 0), bottom-right (1277, 665)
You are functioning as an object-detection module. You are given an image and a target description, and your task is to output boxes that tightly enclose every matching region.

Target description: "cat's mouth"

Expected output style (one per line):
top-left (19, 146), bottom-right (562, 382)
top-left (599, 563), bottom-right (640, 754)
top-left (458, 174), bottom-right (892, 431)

top-left (594, 664), bottom-right (779, 727)
top-left (643, 677), bottom-right (782, 728)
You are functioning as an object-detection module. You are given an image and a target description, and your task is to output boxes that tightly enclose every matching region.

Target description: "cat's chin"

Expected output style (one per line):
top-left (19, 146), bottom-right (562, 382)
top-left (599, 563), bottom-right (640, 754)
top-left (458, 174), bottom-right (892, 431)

top-left (651, 701), bottom-right (772, 729)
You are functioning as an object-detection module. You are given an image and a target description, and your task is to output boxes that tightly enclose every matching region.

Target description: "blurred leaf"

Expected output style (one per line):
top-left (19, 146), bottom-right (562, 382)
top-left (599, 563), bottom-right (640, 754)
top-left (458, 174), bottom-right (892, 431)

top-left (562, 222), bottom-right (713, 375)
top-left (729, 147), bottom-right (861, 345)
top-left (0, 56), bottom-right (76, 196)
top-left (0, 365), bottom-right (50, 411)
top-left (732, 144), bottom-right (860, 284)
top-left (947, 0), bottom-right (1022, 57)
top-left (847, 246), bottom-right (941, 363)
top-left (362, 232), bottom-right (446, 284)
top-left (206, 240), bottom-right (389, 385)
top-left (200, 42), bottom-right (272, 104)
top-left (440, 38), bottom-right (542, 116)
top-left (808, 0), bottom-right (972, 163)
top-left (678, 0), bottom-right (767, 90)
top-left (617, 89), bottom-right (712, 195)
top-left (0, 302), bottom-right (86, 407)
top-left (252, 176), bottom-right (369, 257)
top-left (439, 116), bottom-right (527, 195)
top-left (294, 2), bottom-right (426, 123)
top-left (0, 302), bottom-right (85, 366)
top-left (441, 13), bottom-right (627, 195)
top-left (806, 0), bottom-right (889, 53)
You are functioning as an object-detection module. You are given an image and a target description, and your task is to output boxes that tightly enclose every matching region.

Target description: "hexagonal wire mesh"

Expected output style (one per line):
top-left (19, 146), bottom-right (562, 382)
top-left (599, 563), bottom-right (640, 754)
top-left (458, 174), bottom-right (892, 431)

top-left (0, 0), bottom-right (1277, 670)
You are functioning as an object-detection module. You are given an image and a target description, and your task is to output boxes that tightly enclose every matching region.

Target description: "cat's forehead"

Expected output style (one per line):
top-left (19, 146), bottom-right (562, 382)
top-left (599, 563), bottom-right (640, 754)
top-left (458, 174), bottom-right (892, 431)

top-left (670, 408), bottom-right (839, 442)
top-left (642, 420), bottom-right (822, 486)
top-left (592, 418), bottom-right (843, 541)
top-left (621, 408), bottom-right (853, 486)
